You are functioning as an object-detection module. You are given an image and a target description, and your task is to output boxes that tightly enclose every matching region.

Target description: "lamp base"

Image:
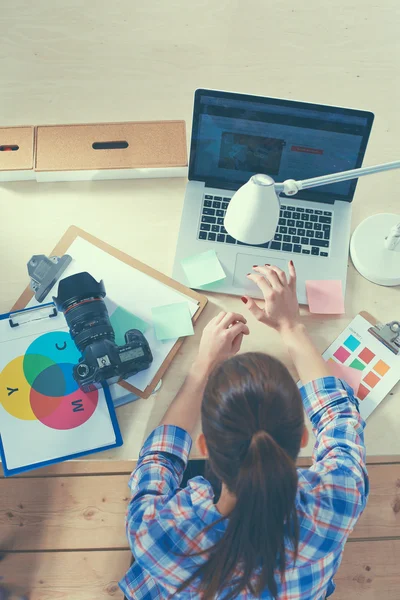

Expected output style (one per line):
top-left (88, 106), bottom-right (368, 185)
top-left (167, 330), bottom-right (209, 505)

top-left (350, 213), bottom-right (400, 286)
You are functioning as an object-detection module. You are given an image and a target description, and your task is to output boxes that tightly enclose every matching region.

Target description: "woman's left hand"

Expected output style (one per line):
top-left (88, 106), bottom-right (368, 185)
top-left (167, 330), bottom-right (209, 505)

top-left (194, 311), bottom-right (250, 375)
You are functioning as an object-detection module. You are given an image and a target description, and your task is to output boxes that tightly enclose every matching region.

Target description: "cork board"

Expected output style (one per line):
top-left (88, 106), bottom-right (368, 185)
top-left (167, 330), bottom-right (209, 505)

top-left (35, 121), bottom-right (188, 171)
top-left (0, 126), bottom-right (35, 171)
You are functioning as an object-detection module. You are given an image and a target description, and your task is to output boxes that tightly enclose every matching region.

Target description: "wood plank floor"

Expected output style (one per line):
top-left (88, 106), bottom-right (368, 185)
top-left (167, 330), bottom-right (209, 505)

top-left (1, 460), bottom-right (400, 599)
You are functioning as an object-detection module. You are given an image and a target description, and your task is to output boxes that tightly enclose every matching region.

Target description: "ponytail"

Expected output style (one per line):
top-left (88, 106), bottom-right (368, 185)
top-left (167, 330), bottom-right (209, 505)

top-left (176, 353), bottom-right (304, 599)
top-left (233, 430), bottom-right (299, 597)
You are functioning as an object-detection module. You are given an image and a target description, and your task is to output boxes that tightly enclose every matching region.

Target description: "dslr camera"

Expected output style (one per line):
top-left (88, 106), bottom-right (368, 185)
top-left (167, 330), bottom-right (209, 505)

top-left (53, 272), bottom-right (153, 392)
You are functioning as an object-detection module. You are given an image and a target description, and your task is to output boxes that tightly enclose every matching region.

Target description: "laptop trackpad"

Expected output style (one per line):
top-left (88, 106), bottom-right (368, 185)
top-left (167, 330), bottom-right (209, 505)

top-left (233, 254), bottom-right (289, 293)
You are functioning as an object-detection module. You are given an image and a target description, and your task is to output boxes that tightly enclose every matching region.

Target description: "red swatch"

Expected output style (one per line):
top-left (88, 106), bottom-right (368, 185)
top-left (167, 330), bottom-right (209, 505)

top-left (363, 371), bottom-right (380, 389)
top-left (358, 347), bottom-right (375, 364)
top-left (357, 383), bottom-right (370, 401)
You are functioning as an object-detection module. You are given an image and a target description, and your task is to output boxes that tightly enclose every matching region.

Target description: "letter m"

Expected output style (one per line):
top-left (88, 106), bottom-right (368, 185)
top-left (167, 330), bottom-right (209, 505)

top-left (72, 399), bottom-right (84, 412)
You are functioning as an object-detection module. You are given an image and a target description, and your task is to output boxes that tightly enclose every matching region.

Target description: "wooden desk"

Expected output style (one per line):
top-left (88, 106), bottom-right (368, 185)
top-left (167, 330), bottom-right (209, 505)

top-left (0, 0), bottom-right (399, 463)
top-left (1, 175), bottom-right (399, 462)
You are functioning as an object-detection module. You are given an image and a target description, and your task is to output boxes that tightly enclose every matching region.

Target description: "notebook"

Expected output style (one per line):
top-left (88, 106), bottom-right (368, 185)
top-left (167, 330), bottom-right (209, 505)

top-left (0, 304), bottom-right (122, 476)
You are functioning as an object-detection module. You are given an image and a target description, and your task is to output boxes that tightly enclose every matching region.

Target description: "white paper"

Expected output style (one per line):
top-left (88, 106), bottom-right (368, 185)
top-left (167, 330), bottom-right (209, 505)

top-left (0, 314), bottom-right (117, 472)
top-left (27, 237), bottom-right (199, 391)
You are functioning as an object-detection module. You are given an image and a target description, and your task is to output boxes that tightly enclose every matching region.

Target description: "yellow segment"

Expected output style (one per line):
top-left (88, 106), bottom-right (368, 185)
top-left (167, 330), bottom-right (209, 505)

top-left (0, 356), bottom-right (36, 420)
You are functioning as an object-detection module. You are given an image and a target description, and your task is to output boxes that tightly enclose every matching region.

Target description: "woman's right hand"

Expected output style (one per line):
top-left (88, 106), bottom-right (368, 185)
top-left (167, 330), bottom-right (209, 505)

top-left (243, 261), bottom-right (300, 333)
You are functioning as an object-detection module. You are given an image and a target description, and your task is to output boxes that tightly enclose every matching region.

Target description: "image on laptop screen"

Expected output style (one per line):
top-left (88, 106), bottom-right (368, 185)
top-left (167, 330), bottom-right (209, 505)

top-left (190, 90), bottom-right (374, 201)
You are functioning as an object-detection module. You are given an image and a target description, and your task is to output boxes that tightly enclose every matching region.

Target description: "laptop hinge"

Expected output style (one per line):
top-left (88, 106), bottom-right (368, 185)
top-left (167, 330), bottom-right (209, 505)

top-left (203, 180), bottom-right (240, 192)
top-left (203, 180), bottom-right (339, 203)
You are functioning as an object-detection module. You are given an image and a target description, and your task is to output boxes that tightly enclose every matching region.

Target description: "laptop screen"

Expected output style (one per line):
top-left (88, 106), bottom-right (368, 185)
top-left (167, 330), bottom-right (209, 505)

top-left (189, 89), bottom-right (374, 202)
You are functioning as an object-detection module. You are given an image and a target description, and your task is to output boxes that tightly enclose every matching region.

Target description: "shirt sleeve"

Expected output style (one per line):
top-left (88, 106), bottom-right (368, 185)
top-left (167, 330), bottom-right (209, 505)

top-left (125, 425), bottom-right (192, 552)
top-left (297, 376), bottom-right (369, 557)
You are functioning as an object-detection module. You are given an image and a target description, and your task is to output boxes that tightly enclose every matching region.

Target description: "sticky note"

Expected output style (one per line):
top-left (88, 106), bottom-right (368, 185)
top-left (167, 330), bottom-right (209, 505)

top-left (327, 360), bottom-right (363, 394)
top-left (151, 302), bottom-right (194, 341)
top-left (181, 250), bottom-right (226, 288)
top-left (110, 306), bottom-right (149, 345)
top-left (306, 280), bottom-right (345, 314)
top-left (358, 347), bottom-right (375, 364)
top-left (344, 335), bottom-right (360, 352)
top-left (374, 360), bottom-right (390, 377)
top-left (333, 346), bottom-right (351, 363)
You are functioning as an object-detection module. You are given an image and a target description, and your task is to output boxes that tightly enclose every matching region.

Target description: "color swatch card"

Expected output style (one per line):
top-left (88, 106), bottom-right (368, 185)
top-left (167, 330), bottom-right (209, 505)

top-left (323, 314), bottom-right (400, 420)
top-left (0, 309), bottom-right (122, 476)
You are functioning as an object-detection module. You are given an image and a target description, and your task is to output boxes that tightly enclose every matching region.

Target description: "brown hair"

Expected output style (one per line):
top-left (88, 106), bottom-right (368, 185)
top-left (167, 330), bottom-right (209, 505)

top-left (177, 352), bottom-right (304, 599)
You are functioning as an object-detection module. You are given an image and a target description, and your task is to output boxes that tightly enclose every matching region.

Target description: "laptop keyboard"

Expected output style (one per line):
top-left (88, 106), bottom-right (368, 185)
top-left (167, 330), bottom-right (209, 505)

top-left (198, 194), bottom-right (332, 257)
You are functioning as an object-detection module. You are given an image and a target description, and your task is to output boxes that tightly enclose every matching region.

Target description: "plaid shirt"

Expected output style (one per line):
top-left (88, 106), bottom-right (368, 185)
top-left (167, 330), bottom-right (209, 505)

top-left (120, 376), bottom-right (368, 599)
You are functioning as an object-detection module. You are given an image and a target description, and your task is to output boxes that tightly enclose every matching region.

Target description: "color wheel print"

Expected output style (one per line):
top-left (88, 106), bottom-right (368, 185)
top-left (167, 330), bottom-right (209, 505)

top-left (0, 332), bottom-right (98, 430)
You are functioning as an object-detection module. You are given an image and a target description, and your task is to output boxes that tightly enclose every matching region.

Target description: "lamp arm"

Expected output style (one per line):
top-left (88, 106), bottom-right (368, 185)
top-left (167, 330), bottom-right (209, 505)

top-left (273, 160), bottom-right (400, 196)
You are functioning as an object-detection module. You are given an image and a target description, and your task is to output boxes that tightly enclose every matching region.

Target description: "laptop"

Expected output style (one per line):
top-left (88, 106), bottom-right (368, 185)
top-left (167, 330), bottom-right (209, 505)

top-left (172, 89), bottom-right (374, 304)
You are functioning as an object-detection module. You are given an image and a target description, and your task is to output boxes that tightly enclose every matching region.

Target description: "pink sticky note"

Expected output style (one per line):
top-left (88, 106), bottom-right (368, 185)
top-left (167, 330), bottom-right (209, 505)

top-left (306, 280), bottom-right (345, 314)
top-left (326, 359), bottom-right (363, 394)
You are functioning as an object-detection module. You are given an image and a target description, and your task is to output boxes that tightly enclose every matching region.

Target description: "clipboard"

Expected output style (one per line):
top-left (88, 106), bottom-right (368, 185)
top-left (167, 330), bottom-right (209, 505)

top-left (360, 311), bottom-right (400, 355)
top-left (12, 226), bottom-right (208, 399)
top-left (322, 310), bottom-right (400, 420)
top-left (0, 303), bottom-right (122, 477)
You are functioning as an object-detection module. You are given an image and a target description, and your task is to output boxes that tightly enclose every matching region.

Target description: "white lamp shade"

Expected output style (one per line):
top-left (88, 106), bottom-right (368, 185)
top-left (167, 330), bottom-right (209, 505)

top-left (224, 174), bottom-right (281, 245)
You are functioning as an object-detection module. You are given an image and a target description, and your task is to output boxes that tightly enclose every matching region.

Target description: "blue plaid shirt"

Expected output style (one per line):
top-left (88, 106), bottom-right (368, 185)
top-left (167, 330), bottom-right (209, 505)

top-left (120, 377), bottom-right (368, 599)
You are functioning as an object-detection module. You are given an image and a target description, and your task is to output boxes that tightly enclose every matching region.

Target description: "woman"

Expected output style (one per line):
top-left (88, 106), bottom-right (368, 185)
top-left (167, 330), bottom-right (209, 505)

top-left (119, 262), bottom-right (368, 599)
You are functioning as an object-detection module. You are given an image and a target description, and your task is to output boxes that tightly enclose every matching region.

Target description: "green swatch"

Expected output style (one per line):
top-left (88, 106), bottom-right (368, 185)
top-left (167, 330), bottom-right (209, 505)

top-left (349, 358), bottom-right (365, 371)
top-left (110, 306), bottom-right (149, 345)
top-left (151, 302), bottom-right (194, 341)
top-left (181, 250), bottom-right (226, 288)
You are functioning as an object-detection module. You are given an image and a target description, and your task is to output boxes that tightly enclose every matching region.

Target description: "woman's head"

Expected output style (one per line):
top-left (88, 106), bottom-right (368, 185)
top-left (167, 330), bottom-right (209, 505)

top-left (196, 352), bottom-right (306, 599)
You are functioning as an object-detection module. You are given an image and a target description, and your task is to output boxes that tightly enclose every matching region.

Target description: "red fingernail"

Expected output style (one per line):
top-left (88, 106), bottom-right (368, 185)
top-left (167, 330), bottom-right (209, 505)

top-left (253, 264), bottom-right (258, 268)
top-left (247, 272), bottom-right (251, 276)
top-left (289, 260), bottom-right (293, 266)
top-left (265, 263), bottom-right (270, 266)
top-left (241, 296), bottom-right (248, 304)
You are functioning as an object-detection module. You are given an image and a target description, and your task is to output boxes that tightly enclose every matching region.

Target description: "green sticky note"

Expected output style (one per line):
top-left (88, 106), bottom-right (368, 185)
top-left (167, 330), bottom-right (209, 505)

top-left (151, 302), bottom-right (194, 341)
top-left (110, 306), bottom-right (149, 345)
top-left (181, 249), bottom-right (226, 288)
top-left (349, 358), bottom-right (366, 371)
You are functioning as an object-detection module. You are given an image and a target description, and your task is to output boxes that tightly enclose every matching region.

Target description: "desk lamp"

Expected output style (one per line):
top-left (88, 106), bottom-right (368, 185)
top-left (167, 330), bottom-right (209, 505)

top-left (224, 161), bottom-right (400, 286)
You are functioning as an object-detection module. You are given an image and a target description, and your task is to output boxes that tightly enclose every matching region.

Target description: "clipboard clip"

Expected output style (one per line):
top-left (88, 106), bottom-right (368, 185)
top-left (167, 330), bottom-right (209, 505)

top-left (9, 303), bottom-right (58, 328)
top-left (369, 320), bottom-right (400, 355)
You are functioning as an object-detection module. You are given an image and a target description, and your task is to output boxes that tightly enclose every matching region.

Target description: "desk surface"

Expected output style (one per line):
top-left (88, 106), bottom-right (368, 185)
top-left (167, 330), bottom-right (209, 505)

top-left (1, 0), bottom-right (399, 460)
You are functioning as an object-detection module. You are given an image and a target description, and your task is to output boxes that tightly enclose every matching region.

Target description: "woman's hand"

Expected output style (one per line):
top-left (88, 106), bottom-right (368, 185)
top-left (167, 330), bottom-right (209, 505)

top-left (243, 261), bottom-right (300, 333)
top-left (195, 311), bottom-right (250, 375)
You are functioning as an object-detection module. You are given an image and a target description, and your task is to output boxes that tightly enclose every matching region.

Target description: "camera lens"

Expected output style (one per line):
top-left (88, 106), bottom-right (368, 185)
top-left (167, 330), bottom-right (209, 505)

top-left (53, 272), bottom-right (115, 353)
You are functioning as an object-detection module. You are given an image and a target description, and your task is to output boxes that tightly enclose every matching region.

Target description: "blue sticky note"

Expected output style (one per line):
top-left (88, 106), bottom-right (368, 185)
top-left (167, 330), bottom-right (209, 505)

top-left (344, 334), bottom-right (360, 352)
top-left (151, 302), bottom-right (194, 341)
top-left (181, 250), bottom-right (226, 288)
top-left (110, 306), bottom-right (149, 346)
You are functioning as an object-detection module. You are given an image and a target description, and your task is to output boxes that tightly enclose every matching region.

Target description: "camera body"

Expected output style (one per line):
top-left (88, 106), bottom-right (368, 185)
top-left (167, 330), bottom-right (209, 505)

top-left (73, 329), bottom-right (153, 391)
top-left (53, 272), bottom-right (153, 392)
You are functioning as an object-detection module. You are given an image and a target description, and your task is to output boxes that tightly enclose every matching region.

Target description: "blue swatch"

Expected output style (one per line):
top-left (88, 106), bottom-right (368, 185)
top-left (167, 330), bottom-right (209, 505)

top-left (344, 334), bottom-right (360, 352)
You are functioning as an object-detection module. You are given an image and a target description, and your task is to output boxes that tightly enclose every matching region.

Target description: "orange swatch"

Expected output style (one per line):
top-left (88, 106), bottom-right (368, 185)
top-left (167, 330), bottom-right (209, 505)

top-left (363, 371), bottom-right (380, 389)
top-left (374, 360), bottom-right (390, 377)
